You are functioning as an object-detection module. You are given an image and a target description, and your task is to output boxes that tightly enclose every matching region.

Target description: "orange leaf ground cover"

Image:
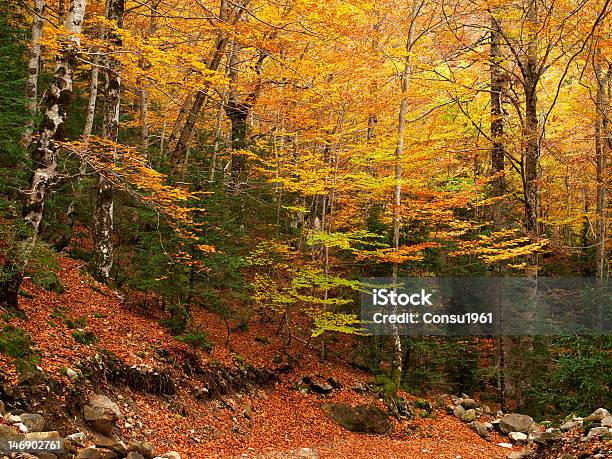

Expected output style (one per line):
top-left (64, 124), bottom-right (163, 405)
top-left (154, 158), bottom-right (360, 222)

top-left (0, 256), bottom-right (516, 458)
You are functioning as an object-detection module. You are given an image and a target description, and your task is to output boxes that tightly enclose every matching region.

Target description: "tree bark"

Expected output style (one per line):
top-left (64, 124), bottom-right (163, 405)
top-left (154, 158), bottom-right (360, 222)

top-left (24, 0), bottom-right (87, 240)
top-left (595, 62), bottom-right (610, 279)
top-left (168, 0), bottom-right (246, 171)
top-left (490, 15), bottom-right (505, 228)
top-left (390, 0), bottom-right (420, 393)
top-left (92, 0), bottom-right (124, 282)
top-left (523, 0), bottom-right (540, 234)
top-left (20, 0), bottom-right (45, 148)
top-left (82, 54), bottom-right (100, 140)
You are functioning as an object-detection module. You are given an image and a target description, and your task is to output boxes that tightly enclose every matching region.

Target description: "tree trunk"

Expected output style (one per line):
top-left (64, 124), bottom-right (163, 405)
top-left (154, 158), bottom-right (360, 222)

top-left (82, 53), bottom-right (100, 140)
top-left (92, 0), bottom-right (124, 282)
top-left (24, 0), bottom-right (87, 240)
top-left (20, 0), bottom-right (45, 148)
top-left (168, 0), bottom-right (245, 171)
top-left (390, 0), bottom-right (420, 393)
top-left (490, 15), bottom-right (505, 227)
top-left (523, 0), bottom-right (540, 234)
top-left (595, 62), bottom-right (610, 279)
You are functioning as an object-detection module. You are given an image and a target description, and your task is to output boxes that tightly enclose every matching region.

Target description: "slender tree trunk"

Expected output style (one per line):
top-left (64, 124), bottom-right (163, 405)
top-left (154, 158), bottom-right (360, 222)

top-left (595, 63), bottom-right (610, 279)
top-left (20, 0), bottom-right (45, 148)
top-left (523, 0), bottom-right (540, 234)
top-left (168, 0), bottom-right (246, 171)
top-left (390, 0), bottom-right (420, 393)
top-left (490, 15), bottom-right (505, 227)
top-left (92, 0), bottom-right (124, 282)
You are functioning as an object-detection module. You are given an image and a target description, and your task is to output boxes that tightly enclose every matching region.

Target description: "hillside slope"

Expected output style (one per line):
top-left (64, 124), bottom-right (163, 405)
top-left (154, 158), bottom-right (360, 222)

top-left (1, 255), bottom-right (519, 458)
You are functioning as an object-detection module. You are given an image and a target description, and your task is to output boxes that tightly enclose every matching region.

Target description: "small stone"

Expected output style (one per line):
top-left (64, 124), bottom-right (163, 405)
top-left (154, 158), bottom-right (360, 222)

top-left (508, 431), bottom-right (528, 444)
top-left (462, 409), bottom-right (476, 422)
top-left (84, 394), bottom-right (121, 436)
top-left (497, 442), bottom-right (513, 448)
top-left (94, 435), bottom-right (127, 456)
top-left (15, 423), bottom-right (28, 433)
top-left (76, 448), bottom-right (117, 459)
top-left (560, 420), bottom-right (580, 431)
top-left (507, 450), bottom-right (535, 459)
top-left (128, 440), bottom-right (155, 458)
top-left (470, 421), bottom-right (489, 438)
top-left (499, 413), bottom-right (535, 434)
top-left (159, 453), bottom-right (181, 459)
top-left (127, 453), bottom-right (145, 459)
top-left (66, 368), bottom-right (79, 381)
top-left (7, 414), bottom-right (22, 424)
top-left (298, 448), bottom-right (319, 459)
top-left (532, 430), bottom-right (563, 445)
top-left (66, 432), bottom-right (87, 447)
top-left (453, 405), bottom-right (466, 419)
top-left (461, 398), bottom-right (478, 409)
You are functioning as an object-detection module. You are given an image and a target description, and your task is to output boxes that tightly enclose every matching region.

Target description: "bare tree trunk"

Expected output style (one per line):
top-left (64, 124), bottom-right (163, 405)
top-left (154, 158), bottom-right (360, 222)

top-left (595, 62), bottom-right (610, 279)
top-left (92, 0), bottom-right (124, 282)
top-left (390, 0), bottom-right (421, 393)
top-left (523, 0), bottom-right (540, 234)
top-left (490, 15), bottom-right (505, 227)
top-left (20, 0), bottom-right (45, 148)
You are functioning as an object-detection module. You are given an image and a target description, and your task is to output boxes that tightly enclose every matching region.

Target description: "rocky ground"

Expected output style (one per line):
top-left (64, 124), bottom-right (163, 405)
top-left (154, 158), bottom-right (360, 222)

top-left (0, 256), bottom-right (609, 458)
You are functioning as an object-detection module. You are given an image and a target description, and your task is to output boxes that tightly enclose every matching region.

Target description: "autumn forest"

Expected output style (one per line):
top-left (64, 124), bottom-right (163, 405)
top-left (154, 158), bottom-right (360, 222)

top-left (0, 0), bottom-right (610, 457)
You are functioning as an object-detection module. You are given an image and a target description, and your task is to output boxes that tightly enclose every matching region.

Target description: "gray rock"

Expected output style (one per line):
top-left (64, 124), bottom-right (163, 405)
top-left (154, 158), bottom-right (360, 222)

top-left (298, 448), bottom-right (319, 459)
top-left (321, 403), bottom-right (390, 434)
top-left (19, 413), bottom-right (45, 432)
top-left (127, 453), bottom-right (145, 459)
top-left (560, 420), bottom-right (580, 431)
top-left (462, 409), bottom-right (476, 422)
top-left (453, 405), bottom-right (466, 419)
top-left (470, 421), bottom-right (489, 438)
top-left (66, 368), bottom-right (79, 381)
top-left (460, 398), bottom-right (478, 409)
top-left (586, 426), bottom-right (610, 439)
top-left (159, 453), bottom-right (181, 459)
top-left (76, 448), bottom-right (117, 459)
top-left (499, 413), bottom-right (536, 434)
top-left (0, 424), bottom-right (21, 438)
top-left (532, 430), bottom-right (563, 445)
top-left (585, 408), bottom-right (610, 422)
top-left (84, 394), bottom-right (121, 435)
top-left (24, 431), bottom-right (60, 441)
top-left (128, 440), bottom-right (155, 458)
top-left (508, 431), bottom-right (528, 444)
top-left (67, 432), bottom-right (87, 447)
top-left (600, 415), bottom-right (612, 427)
top-left (94, 435), bottom-right (127, 456)
top-left (506, 450), bottom-right (535, 459)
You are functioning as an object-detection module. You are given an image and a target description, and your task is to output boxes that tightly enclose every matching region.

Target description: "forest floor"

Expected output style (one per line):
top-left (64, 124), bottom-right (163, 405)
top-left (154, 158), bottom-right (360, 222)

top-left (1, 255), bottom-right (521, 458)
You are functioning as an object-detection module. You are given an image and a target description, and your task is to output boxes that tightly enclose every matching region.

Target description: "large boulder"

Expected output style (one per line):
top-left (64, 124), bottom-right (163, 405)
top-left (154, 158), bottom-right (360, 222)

top-left (499, 413), bottom-right (536, 434)
top-left (84, 394), bottom-right (121, 435)
top-left (321, 403), bottom-right (390, 434)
